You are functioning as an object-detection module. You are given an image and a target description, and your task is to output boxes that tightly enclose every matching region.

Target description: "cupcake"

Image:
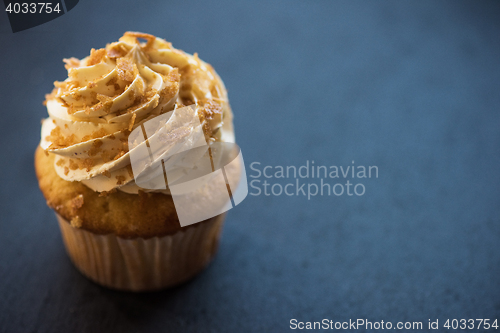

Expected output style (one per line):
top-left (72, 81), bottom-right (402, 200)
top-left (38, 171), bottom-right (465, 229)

top-left (35, 32), bottom-right (242, 291)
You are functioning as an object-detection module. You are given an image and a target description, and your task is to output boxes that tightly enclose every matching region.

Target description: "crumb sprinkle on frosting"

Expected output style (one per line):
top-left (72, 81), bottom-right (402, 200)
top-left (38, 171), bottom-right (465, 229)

top-left (40, 32), bottom-right (234, 195)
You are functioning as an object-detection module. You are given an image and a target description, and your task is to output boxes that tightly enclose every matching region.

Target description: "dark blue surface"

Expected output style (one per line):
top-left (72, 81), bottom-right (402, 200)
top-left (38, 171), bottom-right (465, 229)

top-left (1, 1), bottom-right (499, 332)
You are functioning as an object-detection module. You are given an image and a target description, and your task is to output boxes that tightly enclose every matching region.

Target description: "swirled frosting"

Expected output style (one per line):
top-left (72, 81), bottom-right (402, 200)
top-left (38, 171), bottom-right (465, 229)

top-left (40, 32), bottom-right (234, 194)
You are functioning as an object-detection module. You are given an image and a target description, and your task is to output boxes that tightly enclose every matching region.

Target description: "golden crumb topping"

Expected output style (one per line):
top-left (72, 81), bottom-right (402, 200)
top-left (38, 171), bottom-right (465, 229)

top-left (40, 31), bottom-right (234, 195)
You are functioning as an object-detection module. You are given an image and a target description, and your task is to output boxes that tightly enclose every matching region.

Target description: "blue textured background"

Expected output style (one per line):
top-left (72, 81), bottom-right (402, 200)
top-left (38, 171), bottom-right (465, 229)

top-left (1, 1), bottom-right (499, 332)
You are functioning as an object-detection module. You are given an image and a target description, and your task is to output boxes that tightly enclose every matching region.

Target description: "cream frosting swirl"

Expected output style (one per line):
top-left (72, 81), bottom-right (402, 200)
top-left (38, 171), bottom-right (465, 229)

top-left (40, 32), bottom-right (234, 194)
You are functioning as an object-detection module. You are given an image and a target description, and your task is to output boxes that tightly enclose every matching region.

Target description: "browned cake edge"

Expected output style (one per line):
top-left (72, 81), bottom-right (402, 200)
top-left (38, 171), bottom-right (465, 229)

top-left (35, 146), bottom-right (239, 238)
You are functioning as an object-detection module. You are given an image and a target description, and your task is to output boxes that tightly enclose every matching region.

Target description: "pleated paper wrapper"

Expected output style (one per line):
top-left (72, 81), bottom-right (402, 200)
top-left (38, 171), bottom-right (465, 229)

top-left (56, 213), bottom-right (225, 291)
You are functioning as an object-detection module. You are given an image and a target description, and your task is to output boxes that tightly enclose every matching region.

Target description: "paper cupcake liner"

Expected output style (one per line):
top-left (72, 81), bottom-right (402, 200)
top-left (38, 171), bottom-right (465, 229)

top-left (55, 213), bottom-right (225, 291)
